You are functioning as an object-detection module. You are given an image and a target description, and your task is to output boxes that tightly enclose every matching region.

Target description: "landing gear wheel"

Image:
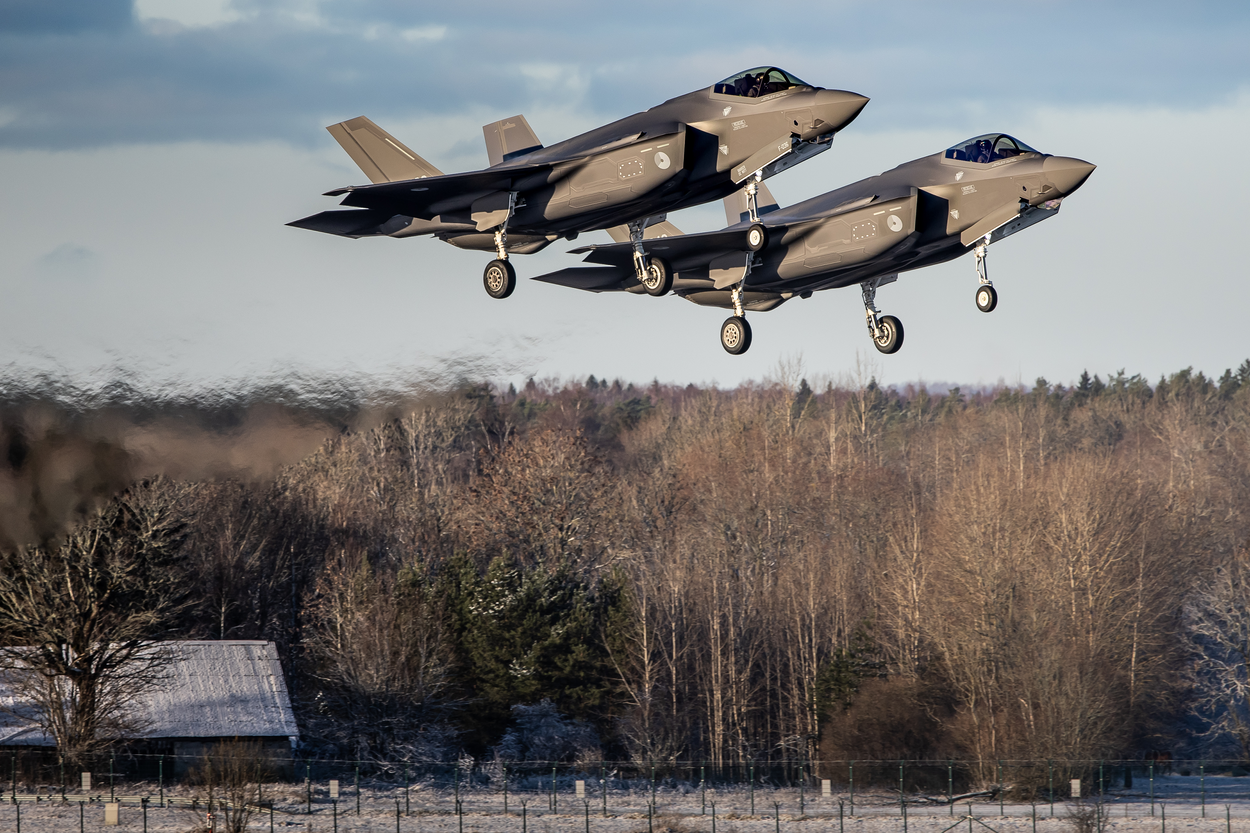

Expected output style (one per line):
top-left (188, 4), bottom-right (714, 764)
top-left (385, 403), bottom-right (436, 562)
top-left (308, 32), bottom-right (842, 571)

top-left (640, 257), bottom-right (672, 297)
top-left (483, 259), bottom-right (516, 299)
top-left (872, 315), bottom-right (904, 354)
top-left (720, 316), bottom-right (753, 355)
top-left (746, 223), bottom-right (768, 252)
top-left (975, 284), bottom-right (998, 313)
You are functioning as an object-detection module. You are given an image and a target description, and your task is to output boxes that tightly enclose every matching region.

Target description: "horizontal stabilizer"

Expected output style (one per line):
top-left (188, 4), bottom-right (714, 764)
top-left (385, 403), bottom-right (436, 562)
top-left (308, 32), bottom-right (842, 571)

top-left (723, 182), bottom-right (781, 227)
top-left (327, 117), bottom-right (443, 184)
top-left (531, 267), bottom-right (628, 292)
top-left (483, 115), bottom-right (543, 167)
top-left (286, 209), bottom-right (396, 237)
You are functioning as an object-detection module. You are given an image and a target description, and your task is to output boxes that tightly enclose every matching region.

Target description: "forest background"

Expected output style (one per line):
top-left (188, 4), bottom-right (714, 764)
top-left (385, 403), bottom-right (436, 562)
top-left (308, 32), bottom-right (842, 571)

top-left (2, 360), bottom-right (1250, 783)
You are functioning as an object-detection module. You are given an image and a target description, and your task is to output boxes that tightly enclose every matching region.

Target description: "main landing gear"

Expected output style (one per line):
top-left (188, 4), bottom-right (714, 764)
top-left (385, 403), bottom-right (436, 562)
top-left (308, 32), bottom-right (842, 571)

top-left (628, 219), bottom-right (673, 297)
top-left (484, 256), bottom-right (516, 299)
top-left (973, 235), bottom-right (998, 312)
top-left (483, 193), bottom-right (518, 299)
top-left (720, 286), bottom-right (752, 355)
top-left (861, 277), bottom-right (904, 354)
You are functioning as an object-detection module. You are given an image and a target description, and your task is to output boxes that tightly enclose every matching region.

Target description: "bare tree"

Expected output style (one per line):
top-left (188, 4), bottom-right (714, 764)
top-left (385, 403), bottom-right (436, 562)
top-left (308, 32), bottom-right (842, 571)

top-left (188, 739), bottom-right (275, 833)
top-left (0, 480), bottom-right (187, 767)
top-left (1183, 550), bottom-right (1250, 759)
top-left (303, 548), bottom-right (454, 762)
top-left (460, 429), bottom-right (611, 572)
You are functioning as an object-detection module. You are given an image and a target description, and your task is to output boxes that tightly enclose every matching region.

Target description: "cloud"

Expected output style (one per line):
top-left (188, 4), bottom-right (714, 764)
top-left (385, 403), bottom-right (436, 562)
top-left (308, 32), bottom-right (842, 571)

top-left (0, 1), bottom-right (1247, 150)
top-left (0, 0), bottom-right (132, 34)
top-left (29, 244), bottom-right (101, 282)
top-left (134, 0), bottom-right (240, 29)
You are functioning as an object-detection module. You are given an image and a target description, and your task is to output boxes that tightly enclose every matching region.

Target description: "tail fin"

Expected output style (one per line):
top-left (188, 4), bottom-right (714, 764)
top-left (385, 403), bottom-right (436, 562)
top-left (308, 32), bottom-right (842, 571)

top-left (606, 216), bottom-right (684, 243)
top-left (723, 182), bottom-right (780, 226)
top-left (483, 115), bottom-right (543, 166)
top-left (326, 116), bottom-right (443, 183)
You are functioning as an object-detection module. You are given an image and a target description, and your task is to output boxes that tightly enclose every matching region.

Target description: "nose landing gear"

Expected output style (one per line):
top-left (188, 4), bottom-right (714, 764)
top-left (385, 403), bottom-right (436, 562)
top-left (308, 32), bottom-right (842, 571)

top-left (975, 283), bottom-right (998, 313)
top-left (973, 236), bottom-right (998, 312)
top-left (720, 314), bottom-right (752, 355)
top-left (720, 285), bottom-right (753, 354)
top-left (483, 193), bottom-right (519, 299)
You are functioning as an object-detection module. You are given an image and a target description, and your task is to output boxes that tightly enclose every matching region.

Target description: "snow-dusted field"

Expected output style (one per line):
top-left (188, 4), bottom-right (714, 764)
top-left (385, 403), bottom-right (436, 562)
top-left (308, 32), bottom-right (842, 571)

top-left (5, 775), bottom-right (1250, 832)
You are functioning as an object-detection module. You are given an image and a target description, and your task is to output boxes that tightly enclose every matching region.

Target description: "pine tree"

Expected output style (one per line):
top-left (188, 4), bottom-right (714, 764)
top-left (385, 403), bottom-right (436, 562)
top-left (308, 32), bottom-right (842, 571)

top-left (441, 556), bottom-right (618, 752)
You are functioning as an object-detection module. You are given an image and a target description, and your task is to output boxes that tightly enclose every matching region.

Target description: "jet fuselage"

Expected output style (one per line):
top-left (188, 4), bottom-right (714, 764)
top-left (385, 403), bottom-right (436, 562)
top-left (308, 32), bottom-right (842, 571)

top-left (296, 69), bottom-right (868, 258)
top-left (672, 138), bottom-right (1096, 308)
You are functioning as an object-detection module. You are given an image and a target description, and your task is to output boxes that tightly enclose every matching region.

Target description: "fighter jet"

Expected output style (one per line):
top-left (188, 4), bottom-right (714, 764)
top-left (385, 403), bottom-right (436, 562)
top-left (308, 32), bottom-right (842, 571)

top-left (288, 68), bottom-right (868, 299)
top-left (535, 133), bottom-right (1095, 355)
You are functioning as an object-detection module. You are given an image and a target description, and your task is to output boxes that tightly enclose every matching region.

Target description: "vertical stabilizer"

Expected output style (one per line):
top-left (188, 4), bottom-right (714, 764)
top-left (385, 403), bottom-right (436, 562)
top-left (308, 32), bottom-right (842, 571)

top-left (483, 115), bottom-right (543, 166)
top-left (326, 117), bottom-right (443, 183)
top-left (606, 219), bottom-right (684, 243)
top-left (723, 182), bottom-right (781, 226)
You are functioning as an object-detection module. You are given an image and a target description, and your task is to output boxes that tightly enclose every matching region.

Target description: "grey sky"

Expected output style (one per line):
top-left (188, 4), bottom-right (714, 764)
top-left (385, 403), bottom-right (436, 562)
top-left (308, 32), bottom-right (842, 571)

top-left (2, 1), bottom-right (1248, 393)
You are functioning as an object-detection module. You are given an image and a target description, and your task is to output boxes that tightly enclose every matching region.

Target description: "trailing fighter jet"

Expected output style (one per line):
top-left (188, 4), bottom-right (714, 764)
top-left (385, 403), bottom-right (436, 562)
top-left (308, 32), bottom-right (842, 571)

top-left (288, 68), bottom-right (868, 299)
top-left (534, 133), bottom-right (1095, 355)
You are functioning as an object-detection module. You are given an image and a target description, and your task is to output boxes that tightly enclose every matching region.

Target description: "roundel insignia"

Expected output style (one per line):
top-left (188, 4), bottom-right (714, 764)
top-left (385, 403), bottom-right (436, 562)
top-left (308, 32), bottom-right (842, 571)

top-left (654, 151), bottom-right (671, 170)
top-left (886, 214), bottom-right (903, 233)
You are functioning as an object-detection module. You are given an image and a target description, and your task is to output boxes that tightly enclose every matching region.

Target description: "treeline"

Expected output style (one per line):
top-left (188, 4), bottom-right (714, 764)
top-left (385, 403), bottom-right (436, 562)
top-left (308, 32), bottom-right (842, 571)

top-left (5, 363), bottom-right (1250, 776)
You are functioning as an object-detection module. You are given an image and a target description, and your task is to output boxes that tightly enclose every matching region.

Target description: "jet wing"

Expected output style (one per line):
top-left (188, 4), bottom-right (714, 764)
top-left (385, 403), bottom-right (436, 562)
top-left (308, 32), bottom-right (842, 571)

top-left (329, 124), bottom-right (687, 221)
top-left (571, 226), bottom-right (772, 271)
top-left (536, 225), bottom-right (766, 293)
top-left (329, 163), bottom-right (555, 220)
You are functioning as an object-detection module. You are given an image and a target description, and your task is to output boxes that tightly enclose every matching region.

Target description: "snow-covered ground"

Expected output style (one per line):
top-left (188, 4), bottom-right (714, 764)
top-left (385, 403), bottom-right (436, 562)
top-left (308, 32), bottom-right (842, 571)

top-left (4, 775), bottom-right (1250, 832)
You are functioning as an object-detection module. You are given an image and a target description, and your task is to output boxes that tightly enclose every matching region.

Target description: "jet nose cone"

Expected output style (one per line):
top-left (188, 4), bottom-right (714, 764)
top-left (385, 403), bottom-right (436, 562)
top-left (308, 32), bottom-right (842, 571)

top-left (811, 89), bottom-right (870, 133)
top-left (1042, 156), bottom-right (1096, 196)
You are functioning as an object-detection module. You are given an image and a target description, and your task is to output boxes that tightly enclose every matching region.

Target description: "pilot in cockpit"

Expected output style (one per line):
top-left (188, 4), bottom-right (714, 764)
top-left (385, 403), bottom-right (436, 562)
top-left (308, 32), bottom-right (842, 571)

top-left (715, 68), bottom-right (809, 98)
top-left (945, 134), bottom-right (1040, 164)
top-left (735, 73), bottom-right (761, 97)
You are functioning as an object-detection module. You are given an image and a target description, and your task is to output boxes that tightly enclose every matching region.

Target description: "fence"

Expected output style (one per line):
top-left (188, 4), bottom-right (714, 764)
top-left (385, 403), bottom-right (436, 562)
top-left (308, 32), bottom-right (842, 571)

top-left (1, 753), bottom-right (1238, 795)
top-left (3, 756), bottom-right (1249, 832)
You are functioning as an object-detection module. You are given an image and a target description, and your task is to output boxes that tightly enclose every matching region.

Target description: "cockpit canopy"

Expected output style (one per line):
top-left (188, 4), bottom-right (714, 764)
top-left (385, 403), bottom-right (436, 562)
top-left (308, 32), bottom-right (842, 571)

top-left (714, 67), bottom-right (810, 98)
top-left (945, 134), bottom-right (1040, 164)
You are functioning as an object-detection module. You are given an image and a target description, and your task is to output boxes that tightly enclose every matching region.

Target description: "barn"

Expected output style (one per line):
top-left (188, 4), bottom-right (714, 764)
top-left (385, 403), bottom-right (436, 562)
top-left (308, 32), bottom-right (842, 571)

top-left (0, 640), bottom-right (299, 774)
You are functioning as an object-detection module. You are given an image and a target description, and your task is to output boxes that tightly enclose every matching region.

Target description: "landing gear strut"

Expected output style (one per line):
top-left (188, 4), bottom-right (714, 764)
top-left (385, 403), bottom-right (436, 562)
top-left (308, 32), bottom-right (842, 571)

top-left (720, 285), bottom-right (752, 355)
top-left (974, 235), bottom-right (998, 312)
top-left (628, 219), bottom-right (672, 297)
top-left (861, 277), bottom-right (903, 354)
top-left (743, 171), bottom-right (764, 223)
top-left (483, 193), bottom-right (518, 299)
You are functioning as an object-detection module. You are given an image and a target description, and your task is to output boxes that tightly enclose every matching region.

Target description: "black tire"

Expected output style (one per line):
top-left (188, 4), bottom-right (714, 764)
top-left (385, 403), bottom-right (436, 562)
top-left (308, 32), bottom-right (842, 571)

top-left (641, 257), bottom-right (673, 297)
top-left (746, 223), bottom-right (768, 252)
top-left (483, 259), bottom-right (516, 299)
top-left (720, 316), bottom-right (752, 355)
top-left (872, 315), bottom-right (904, 354)
top-left (975, 284), bottom-right (998, 313)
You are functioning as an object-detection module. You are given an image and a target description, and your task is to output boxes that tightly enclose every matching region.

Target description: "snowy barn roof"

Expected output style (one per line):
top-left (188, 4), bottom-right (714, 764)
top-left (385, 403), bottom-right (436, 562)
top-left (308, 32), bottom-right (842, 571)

top-left (139, 641), bottom-right (298, 740)
top-left (0, 641), bottom-right (298, 746)
top-left (0, 698), bottom-right (51, 746)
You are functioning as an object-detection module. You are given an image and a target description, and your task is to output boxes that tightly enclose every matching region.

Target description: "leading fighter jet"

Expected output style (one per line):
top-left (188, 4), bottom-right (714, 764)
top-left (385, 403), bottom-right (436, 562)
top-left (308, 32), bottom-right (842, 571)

top-left (288, 68), bottom-right (868, 299)
top-left (535, 133), bottom-right (1095, 354)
